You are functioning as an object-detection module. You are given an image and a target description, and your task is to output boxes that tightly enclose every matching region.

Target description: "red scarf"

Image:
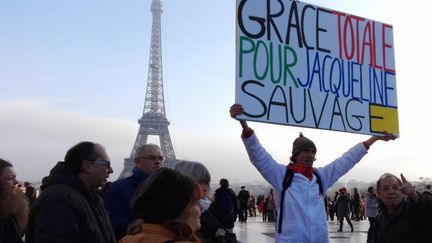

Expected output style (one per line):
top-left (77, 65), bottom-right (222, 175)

top-left (288, 163), bottom-right (314, 181)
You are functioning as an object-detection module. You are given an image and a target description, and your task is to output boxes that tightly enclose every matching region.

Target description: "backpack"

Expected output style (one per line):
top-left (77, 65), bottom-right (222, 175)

top-left (277, 164), bottom-right (324, 233)
top-left (214, 189), bottom-right (235, 215)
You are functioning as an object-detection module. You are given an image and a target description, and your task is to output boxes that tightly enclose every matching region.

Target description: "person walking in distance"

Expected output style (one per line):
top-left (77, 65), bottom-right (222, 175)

top-left (333, 191), bottom-right (340, 219)
top-left (352, 187), bottom-right (361, 221)
top-left (237, 186), bottom-right (250, 222)
top-left (336, 188), bottom-right (354, 232)
top-left (249, 195), bottom-right (257, 217)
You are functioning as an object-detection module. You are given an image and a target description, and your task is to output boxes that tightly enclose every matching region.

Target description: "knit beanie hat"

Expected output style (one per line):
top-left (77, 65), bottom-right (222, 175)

top-left (132, 168), bottom-right (195, 224)
top-left (291, 132), bottom-right (316, 157)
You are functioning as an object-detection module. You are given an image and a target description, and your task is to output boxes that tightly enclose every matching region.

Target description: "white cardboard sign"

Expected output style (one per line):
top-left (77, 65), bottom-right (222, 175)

top-left (235, 0), bottom-right (399, 136)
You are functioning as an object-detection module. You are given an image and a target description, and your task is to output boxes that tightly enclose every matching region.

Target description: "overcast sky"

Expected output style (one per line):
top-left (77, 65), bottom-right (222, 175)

top-left (1, 0), bottom-right (431, 184)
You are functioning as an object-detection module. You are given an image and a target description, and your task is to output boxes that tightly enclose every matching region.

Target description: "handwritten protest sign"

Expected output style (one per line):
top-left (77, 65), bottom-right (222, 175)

top-left (235, 0), bottom-right (399, 136)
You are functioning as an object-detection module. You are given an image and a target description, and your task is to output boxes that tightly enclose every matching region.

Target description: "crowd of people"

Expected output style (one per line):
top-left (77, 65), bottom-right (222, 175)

top-left (230, 103), bottom-right (432, 243)
top-left (325, 186), bottom-right (377, 233)
top-left (0, 103), bottom-right (431, 243)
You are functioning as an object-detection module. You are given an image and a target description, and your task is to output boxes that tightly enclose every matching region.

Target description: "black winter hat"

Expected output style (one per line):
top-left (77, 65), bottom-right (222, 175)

top-left (291, 132), bottom-right (316, 158)
top-left (132, 168), bottom-right (195, 224)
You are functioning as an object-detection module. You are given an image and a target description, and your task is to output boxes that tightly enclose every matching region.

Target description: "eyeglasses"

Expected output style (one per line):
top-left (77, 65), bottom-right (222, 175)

top-left (138, 156), bottom-right (165, 161)
top-left (91, 159), bottom-right (111, 169)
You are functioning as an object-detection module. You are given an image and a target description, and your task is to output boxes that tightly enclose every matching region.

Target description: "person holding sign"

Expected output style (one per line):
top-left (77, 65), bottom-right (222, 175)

top-left (229, 103), bottom-right (396, 243)
top-left (371, 173), bottom-right (432, 243)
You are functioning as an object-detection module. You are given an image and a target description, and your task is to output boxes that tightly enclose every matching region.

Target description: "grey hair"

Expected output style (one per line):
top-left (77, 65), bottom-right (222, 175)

top-left (376, 173), bottom-right (402, 191)
top-left (134, 144), bottom-right (161, 159)
top-left (174, 160), bottom-right (211, 184)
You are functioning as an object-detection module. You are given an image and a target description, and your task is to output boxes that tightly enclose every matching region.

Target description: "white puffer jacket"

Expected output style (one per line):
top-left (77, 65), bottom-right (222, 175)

top-left (242, 133), bottom-right (367, 243)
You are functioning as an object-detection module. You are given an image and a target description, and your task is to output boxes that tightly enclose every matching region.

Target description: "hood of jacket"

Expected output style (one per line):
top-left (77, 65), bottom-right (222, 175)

top-left (41, 161), bottom-right (87, 193)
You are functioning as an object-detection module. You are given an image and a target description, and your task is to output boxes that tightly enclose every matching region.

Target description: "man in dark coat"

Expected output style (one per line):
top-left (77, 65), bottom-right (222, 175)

top-left (352, 187), bottom-right (362, 221)
top-left (103, 144), bottom-right (164, 241)
top-left (372, 173), bottom-right (432, 243)
top-left (237, 186), bottom-right (250, 222)
top-left (26, 142), bottom-right (116, 243)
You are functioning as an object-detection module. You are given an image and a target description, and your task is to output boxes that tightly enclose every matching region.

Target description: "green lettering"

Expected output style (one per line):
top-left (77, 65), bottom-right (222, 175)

top-left (239, 36), bottom-right (255, 78)
top-left (254, 40), bottom-right (269, 80)
top-left (284, 46), bottom-right (299, 87)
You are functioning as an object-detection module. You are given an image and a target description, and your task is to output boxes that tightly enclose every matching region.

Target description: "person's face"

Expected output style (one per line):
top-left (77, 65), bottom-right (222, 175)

top-left (89, 145), bottom-right (113, 188)
top-left (0, 166), bottom-right (18, 195)
top-left (197, 182), bottom-right (209, 198)
top-left (178, 200), bottom-right (201, 231)
top-left (135, 146), bottom-right (164, 175)
top-left (377, 177), bottom-right (404, 209)
top-left (294, 147), bottom-right (316, 166)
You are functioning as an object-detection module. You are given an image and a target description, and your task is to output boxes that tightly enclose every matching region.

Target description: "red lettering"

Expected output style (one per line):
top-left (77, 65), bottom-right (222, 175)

top-left (332, 12), bottom-right (394, 73)
top-left (343, 15), bottom-right (355, 60)
top-left (360, 21), bottom-right (374, 66)
top-left (350, 15), bottom-right (365, 63)
top-left (371, 21), bottom-right (382, 70)
top-left (382, 24), bottom-right (395, 72)
top-left (332, 10), bottom-right (346, 59)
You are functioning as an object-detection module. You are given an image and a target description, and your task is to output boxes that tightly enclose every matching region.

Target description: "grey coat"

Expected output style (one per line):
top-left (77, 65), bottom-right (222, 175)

top-left (365, 193), bottom-right (378, 218)
top-left (336, 194), bottom-right (351, 217)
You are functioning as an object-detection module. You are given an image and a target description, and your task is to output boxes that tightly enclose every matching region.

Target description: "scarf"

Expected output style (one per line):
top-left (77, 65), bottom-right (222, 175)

top-left (287, 163), bottom-right (314, 181)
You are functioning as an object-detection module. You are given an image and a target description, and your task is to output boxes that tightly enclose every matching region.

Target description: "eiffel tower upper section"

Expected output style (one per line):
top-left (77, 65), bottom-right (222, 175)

top-left (119, 0), bottom-right (176, 179)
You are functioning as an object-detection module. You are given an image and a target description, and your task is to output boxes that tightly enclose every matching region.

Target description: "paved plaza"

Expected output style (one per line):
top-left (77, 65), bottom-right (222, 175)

top-left (233, 217), bottom-right (369, 243)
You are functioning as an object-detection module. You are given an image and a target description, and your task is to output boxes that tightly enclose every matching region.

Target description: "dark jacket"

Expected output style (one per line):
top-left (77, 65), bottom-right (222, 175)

top-left (212, 187), bottom-right (238, 230)
top-left (0, 215), bottom-right (23, 243)
top-left (25, 162), bottom-right (116, 243)
top-left (103, 166), bottom-right (149, 241)
top-left (237, 189), bottom-right (250, 207)
top-left (198, 210), bottom-right (237, 243)
top-left (336, 194), bottom-right (351, 217)
top-left (372, 194), bottom-right (432, 243)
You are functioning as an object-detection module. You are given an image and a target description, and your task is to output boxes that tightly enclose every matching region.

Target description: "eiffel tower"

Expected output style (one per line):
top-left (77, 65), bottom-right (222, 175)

top-left (119, 0), bottom-right (176, 179)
